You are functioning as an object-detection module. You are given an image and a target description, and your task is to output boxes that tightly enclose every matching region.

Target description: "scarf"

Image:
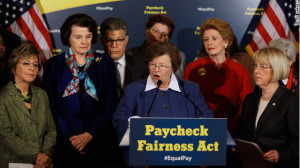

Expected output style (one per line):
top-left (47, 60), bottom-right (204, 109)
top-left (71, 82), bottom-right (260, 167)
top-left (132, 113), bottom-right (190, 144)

top-left (62, 47), bottom-right (98, 101)
top-left (13, 80), bottom-right (32, 103)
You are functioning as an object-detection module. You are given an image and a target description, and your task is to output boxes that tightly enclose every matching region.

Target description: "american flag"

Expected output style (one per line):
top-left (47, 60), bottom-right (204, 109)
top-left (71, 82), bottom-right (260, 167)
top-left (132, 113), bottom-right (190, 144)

top-left (245, 0), bottom-right (299, 55)
top-left (0, 0), bottom-right (53, 62)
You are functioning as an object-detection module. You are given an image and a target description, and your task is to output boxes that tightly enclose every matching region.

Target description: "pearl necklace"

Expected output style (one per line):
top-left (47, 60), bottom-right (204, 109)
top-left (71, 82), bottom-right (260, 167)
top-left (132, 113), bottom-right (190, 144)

top-left (78, 62), bottom-right (86, 67)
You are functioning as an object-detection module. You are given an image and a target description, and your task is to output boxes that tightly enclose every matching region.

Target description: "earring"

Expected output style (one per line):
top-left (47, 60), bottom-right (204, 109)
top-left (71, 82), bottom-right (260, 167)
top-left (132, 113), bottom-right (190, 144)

top-left (224, 45), bottom-right (227, 49)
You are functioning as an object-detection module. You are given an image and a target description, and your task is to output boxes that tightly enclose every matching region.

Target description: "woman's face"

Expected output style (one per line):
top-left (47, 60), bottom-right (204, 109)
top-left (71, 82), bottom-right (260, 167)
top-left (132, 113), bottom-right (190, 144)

top-left (203, 29), bottom-right (228, 57)
top-left (69, 25), bottom-right (92, 56)
top-left (149, 54), bottom-right (173, 86)
top-left (146, 23), bottom-right (169, 45)
top-left (14, 56), bottom-right (39, 84)
top-left (253, 60), bottom-right (273, 88)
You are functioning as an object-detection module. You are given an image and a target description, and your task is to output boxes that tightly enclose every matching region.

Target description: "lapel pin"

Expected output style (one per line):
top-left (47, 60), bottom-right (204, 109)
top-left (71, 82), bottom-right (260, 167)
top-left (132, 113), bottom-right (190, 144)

top-left (95, 57), bottom-right (102, 63)
top-left (198, 67), bottom-right (206, 76)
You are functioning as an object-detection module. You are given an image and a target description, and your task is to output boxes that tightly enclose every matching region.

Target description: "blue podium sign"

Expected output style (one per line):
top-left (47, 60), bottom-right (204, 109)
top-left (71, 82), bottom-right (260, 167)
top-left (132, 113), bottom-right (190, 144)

top-left (129, 118), bottom-right (227, 166)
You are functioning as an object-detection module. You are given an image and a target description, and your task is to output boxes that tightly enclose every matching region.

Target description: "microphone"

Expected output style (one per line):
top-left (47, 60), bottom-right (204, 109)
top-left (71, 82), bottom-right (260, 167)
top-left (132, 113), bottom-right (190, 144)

top-left (146, 80), bottom-right (162, 117)
top-left (179, 80), bottom-right (203, 117)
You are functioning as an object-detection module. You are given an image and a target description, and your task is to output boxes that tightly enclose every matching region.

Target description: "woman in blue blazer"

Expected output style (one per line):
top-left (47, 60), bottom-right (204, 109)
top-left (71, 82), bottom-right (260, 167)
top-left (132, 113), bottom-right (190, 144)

top-left (43, 14), bottom-right (118, 168)
top-left (113, 42), bottom-right (213, 165)
top-left (237, 47), bottom-right (299, 168)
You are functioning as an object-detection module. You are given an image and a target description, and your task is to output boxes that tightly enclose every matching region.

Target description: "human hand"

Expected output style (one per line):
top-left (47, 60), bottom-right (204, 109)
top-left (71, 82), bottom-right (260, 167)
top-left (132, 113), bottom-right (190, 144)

top-left (35, 152), bottom-right (52, 168)
top-left (69, 132), bottom-right (93, 153)
top-left (263, 150), bottom-right (279, 163)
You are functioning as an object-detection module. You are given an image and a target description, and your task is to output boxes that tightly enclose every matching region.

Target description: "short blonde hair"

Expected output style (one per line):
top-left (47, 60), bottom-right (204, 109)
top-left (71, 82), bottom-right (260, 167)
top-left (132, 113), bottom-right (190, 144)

top-left (252, 47), bottom-right (290, 82)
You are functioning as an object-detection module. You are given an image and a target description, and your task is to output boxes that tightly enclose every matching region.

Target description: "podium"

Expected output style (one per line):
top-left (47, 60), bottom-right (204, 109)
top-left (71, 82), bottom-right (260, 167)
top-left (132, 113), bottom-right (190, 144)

top-left (120, 118), bottom-right (235, 166)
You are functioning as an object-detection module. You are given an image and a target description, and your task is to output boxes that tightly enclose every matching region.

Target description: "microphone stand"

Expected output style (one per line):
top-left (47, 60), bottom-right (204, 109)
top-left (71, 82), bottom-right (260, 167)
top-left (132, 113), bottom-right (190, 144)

top-left (179, 80), bottom-right (204, 117)
top-left (146, 80), bottom-right (162, 117)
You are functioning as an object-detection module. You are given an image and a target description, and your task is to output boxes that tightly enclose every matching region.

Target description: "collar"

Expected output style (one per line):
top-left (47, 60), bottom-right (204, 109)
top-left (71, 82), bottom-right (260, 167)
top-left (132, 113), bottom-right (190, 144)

top-left (207, 53), bottom-right (231, 65)
top-left (144, 73), bottom-right (181, 92)
top-left (115, 54), bottom-right (126, 67)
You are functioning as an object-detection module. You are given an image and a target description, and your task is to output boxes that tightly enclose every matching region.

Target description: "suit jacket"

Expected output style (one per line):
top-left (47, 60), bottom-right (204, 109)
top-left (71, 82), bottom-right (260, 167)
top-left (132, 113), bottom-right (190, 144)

top-left (237, 82), bottom-right (299, 168)
top-left (42, 52), bottom-right (118, 144)
top-left (120, 54), bottom-right (148, 97)
top-left (0, 82), bottom-right (56, 168)
top-left (0, 30), bottom-right (21, 88)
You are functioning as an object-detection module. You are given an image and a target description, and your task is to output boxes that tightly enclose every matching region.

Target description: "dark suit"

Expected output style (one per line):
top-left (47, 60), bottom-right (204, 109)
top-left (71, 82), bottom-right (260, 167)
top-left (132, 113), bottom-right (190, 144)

top-left (124, 54), bottom-right (149, 87)
top-left (118, 54), bottom-right (149, 99)
top-left (237, 82), bottom-right (299, 168)
top-left (42, 52), bottom-right (118, 167)
top-left (0, 30), bottom-right (21, 88)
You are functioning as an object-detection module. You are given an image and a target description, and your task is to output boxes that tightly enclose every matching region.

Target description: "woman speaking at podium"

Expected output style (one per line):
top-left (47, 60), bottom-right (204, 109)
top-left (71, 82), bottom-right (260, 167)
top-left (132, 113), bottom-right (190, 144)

top-left (113, 42), bottom-right (213, 144)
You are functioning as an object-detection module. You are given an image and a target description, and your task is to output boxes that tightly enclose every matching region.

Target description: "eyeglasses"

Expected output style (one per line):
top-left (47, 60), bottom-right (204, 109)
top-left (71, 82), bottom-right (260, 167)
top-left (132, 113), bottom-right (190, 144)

top-left (104, 37), bottom-right (126, 46)
top-left (252, 63), bottom-right (271, 70)
top-left (150, 28), bottom-right (169, 38)
top-left (149, 62), bottom-right (171, 71)
top-left (19, 61), bottom-right (39, 68)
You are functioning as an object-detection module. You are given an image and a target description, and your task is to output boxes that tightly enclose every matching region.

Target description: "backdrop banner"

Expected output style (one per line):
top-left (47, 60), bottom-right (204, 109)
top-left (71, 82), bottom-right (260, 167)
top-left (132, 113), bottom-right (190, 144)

top-left (37, 0), bottom-right (262, 63)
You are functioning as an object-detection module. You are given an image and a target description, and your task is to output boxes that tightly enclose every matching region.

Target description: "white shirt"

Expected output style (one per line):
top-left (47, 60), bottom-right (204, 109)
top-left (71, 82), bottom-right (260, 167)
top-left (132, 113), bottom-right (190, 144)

top-left (282, 78), bottom-right (288, 85)
top-left (144, 73), bottom-right (181, 92)
top-left (115, 54), bottom-right (126, 88)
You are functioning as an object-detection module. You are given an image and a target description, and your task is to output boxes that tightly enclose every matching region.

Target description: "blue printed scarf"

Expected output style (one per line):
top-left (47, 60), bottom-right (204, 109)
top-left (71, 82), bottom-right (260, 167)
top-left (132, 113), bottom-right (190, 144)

top-left (62, 47), bottom-right (98, 101)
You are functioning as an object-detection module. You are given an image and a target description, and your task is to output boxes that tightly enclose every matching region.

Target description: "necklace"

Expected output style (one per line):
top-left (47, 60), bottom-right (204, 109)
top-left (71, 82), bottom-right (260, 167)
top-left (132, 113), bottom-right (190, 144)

top-left (261, 93), bottom-right (274, 100)
top-left (78, 62), bottom-right (86, 67)
top-left (76, 55), bottom-right (86, 67)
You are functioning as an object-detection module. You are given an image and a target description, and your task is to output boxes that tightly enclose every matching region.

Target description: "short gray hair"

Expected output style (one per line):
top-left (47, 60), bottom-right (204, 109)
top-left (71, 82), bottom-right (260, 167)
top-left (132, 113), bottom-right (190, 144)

top-left (269, 38), bottom-right (297, 61)
top-left (100, 17), bottom-right (128, 37)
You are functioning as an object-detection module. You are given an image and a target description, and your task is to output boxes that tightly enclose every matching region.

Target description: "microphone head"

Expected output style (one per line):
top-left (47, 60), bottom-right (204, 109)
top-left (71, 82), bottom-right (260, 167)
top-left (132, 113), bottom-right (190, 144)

top-left (179, 80), bottom-right (184, 87)
top-left (157, 80), bottom-right (162, 87)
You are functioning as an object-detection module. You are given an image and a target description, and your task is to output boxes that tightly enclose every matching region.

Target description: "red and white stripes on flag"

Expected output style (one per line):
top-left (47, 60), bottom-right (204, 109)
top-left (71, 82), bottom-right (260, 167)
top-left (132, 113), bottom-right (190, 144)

top-left (6, 2), bottom-right (53, 63)
top-left (246, 0), bottom-right (299, 55)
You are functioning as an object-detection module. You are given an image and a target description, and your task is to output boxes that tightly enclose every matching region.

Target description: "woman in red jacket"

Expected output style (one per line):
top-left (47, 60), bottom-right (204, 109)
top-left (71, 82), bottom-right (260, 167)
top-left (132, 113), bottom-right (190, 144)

top-left (183, 18), bottom-right (252, 136)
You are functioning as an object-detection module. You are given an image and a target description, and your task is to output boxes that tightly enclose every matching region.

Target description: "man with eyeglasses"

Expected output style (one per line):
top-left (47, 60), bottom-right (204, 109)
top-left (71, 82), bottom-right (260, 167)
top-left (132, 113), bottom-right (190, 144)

top-left (100, 17), bottom-right (149, 99)
top-left (126, 14), bottom-right (187, 78)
